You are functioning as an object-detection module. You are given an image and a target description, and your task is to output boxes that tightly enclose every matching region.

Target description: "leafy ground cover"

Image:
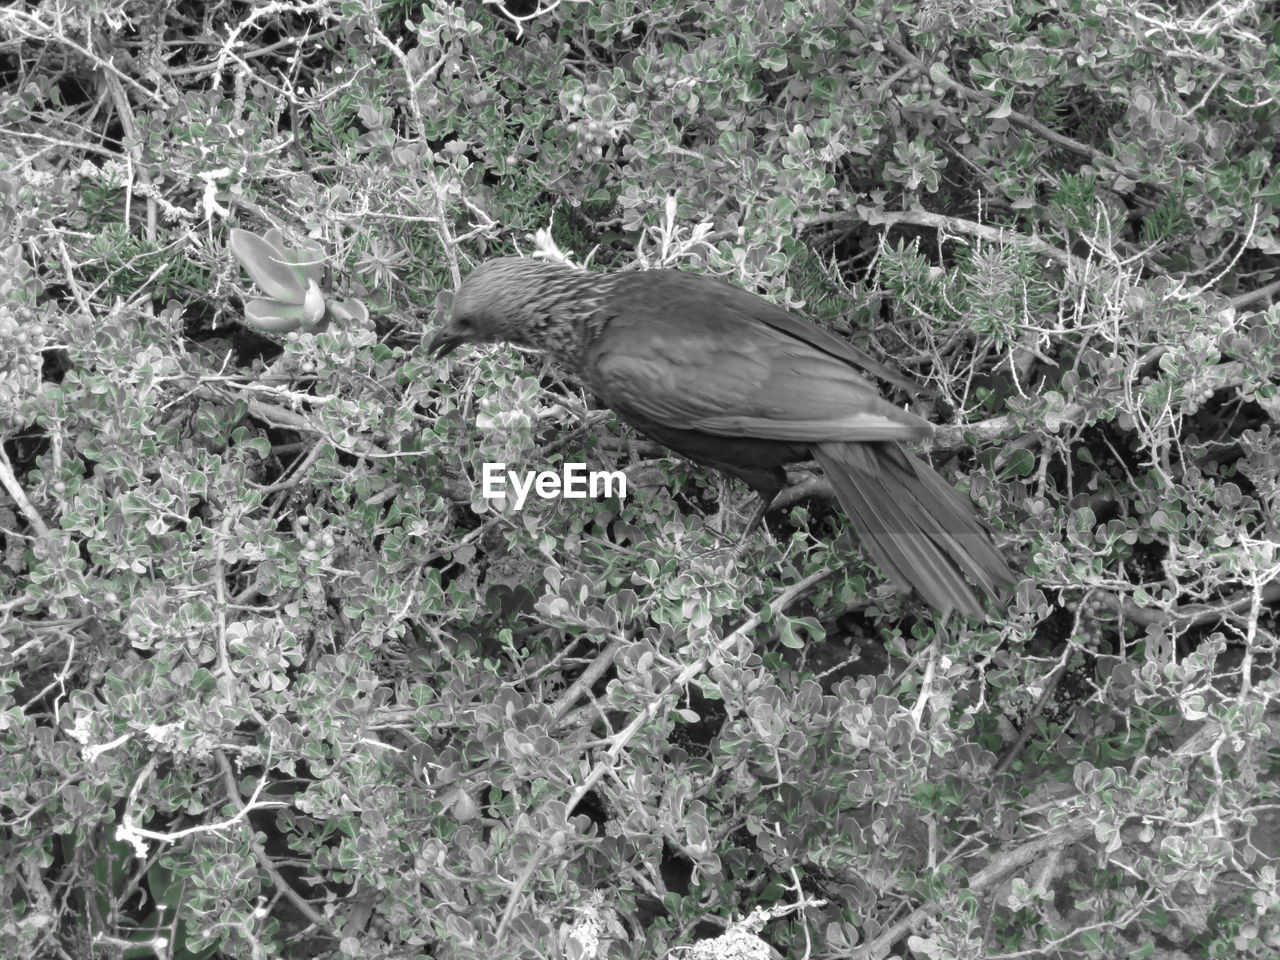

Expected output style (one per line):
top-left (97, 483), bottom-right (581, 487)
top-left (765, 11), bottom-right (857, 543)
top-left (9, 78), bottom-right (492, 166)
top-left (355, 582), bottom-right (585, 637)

top-left (1, 1), bottom-right (1278, 958)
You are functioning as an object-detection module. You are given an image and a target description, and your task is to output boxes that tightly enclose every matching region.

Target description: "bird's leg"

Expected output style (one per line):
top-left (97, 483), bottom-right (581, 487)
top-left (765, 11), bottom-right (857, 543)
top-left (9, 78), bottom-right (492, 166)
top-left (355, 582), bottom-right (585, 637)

top-left (718, 475), bottom-right (828, 557)
top-left (741, 492), bottom-right (776, 540)
top-left (724, 480), bottom-right (817, 557)
top-left (700, 491), bottom-right (776, 564)
top-left (722, 492), bottom-right (778, 560)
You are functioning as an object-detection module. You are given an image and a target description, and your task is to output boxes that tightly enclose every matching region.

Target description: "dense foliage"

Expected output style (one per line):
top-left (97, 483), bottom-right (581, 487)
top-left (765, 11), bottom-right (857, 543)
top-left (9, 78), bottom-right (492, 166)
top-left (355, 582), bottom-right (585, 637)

top-left (1, 0), bottom-right (1278, 958)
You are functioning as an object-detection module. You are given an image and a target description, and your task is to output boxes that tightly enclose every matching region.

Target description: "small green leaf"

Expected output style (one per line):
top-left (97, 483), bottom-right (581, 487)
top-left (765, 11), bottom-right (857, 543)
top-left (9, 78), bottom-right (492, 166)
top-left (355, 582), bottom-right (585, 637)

top-left (1000, 448), bottom-right (1035, 478)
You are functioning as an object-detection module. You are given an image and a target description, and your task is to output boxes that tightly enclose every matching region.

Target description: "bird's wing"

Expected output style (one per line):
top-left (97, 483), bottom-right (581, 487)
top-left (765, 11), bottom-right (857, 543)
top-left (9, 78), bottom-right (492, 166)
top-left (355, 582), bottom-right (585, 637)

top-left (589, 271), bottom-right (933, 443)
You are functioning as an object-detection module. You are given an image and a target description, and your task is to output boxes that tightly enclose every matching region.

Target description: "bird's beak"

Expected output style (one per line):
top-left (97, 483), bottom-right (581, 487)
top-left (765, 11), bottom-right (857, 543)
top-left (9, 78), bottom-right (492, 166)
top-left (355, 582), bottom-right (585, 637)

top-left (429, 327), bottom-right (466, 358)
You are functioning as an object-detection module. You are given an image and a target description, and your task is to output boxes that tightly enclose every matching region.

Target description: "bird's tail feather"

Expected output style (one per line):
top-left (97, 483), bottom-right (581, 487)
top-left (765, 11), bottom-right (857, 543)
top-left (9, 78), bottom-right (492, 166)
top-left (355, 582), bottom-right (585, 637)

top-left (812, 441), bottom-right (1014, 617)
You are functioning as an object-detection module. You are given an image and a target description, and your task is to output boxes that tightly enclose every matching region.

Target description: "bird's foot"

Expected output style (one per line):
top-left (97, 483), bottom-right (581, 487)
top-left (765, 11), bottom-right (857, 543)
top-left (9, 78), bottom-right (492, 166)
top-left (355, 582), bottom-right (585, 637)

top-left (697, 493), bottom-right (776, 567)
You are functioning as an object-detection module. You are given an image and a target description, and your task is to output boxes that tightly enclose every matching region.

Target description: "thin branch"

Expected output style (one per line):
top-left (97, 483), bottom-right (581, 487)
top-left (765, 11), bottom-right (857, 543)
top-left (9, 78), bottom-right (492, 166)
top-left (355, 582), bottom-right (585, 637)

top-left (214, 750), bottom-right (339, 937)
top-left (494, 565), bottom-right (839, 942)
top-left (804, 207), bottom-right (1080, 270)
top-left (0, 7), bottom-right (166, 106)
top-left (0, 443), bottom-right (51, 540)
top-left (852, 819), bottom-right (1095, 959)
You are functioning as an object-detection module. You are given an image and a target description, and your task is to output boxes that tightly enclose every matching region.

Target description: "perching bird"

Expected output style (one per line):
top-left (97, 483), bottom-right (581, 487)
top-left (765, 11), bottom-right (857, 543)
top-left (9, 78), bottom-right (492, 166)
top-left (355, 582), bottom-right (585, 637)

top-left (430, 257), bottom-right (1015, 617)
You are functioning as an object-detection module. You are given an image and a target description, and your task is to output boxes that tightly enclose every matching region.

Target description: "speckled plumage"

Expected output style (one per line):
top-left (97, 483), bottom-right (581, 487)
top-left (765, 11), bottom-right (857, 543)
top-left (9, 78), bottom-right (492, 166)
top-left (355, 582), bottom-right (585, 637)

top-left (431, 257), bottom-right (1016, 617)
top-left (442, 257), bottom-right (613, 367)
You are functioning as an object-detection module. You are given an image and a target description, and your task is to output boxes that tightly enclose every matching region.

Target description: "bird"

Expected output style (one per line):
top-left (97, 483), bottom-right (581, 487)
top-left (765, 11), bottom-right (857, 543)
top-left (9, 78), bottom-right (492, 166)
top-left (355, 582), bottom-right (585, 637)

top-left (430, 257), bottom-right (1016, 617)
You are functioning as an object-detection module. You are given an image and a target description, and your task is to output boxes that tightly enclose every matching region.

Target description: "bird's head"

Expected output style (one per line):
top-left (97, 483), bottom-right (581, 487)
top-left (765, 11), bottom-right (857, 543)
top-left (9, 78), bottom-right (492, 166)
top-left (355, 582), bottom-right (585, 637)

top-left (429, 257), bottom-right (589, 358)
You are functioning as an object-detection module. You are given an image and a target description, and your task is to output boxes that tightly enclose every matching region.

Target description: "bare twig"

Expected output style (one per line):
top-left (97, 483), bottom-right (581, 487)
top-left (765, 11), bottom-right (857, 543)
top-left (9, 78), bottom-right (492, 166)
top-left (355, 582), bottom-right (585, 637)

top-left (494, 565), bottom-right (839, 942)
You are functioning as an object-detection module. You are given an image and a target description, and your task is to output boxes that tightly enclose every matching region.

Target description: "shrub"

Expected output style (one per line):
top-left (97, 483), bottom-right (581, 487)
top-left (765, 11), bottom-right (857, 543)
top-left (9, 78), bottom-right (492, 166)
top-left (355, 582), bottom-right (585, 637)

top-left (1, 1), bottom-right (1277, 958)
